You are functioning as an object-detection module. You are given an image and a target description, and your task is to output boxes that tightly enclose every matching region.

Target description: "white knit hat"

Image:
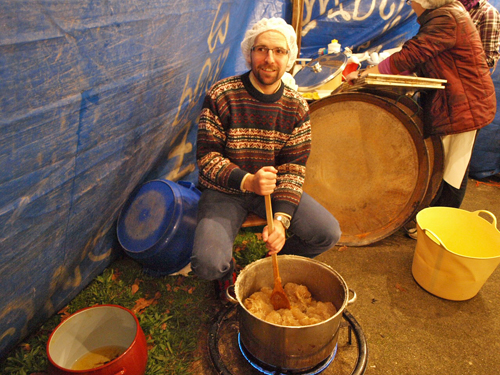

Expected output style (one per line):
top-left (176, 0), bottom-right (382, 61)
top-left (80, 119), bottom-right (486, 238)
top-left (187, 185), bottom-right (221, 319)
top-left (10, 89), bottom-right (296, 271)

top-left (240, 17), bottom-right (298, 71)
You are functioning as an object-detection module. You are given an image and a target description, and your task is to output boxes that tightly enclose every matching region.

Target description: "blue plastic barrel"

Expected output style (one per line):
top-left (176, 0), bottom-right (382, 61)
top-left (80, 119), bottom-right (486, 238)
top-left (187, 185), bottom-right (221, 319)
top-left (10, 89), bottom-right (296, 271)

top-left (117, 180), bottom-right (201, 276)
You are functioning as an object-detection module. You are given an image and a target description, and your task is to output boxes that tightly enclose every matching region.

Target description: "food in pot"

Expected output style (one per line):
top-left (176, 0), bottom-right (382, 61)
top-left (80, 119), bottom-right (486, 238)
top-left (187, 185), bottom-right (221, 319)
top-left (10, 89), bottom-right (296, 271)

top-left (244, 283), bottom-right (336, 326)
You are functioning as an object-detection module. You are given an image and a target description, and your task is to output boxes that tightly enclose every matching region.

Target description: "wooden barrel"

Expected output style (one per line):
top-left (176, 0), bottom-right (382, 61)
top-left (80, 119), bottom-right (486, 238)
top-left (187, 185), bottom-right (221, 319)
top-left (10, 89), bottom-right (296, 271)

top-left (352, 88), bottom-right (444, 210)
top-left (304, 91), bottom-right (438, 246)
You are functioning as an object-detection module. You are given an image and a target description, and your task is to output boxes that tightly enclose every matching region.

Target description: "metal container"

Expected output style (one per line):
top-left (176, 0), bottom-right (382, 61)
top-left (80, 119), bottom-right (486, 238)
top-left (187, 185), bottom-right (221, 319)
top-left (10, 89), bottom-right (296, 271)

top-left (294, 53), bottom-right (347, 92)
top-left (228, 255), bottom-right (355, 371)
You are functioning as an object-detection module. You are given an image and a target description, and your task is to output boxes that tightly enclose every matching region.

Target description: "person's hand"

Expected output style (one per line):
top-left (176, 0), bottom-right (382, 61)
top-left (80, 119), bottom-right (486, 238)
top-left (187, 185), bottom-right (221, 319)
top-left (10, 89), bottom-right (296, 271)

top-left (262, 218), bottom-right (286, 255)
top-left (345, 70), bottom-right (359, 85)
top-left (244, 166), bottom-right (277, 195)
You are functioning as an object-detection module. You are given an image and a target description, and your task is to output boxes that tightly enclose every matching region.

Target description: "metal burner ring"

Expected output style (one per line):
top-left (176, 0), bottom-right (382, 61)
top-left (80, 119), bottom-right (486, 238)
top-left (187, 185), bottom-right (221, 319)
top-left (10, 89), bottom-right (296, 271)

top-left (208, 305), bottom-right (368, 375)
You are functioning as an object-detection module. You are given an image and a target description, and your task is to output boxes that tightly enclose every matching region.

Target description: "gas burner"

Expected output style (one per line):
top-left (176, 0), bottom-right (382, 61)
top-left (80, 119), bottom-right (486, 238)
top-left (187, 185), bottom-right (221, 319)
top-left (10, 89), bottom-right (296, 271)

top-left (208, 305), bottom-right (368, 375)
top-left (238, 333), bottom-right (337, 374)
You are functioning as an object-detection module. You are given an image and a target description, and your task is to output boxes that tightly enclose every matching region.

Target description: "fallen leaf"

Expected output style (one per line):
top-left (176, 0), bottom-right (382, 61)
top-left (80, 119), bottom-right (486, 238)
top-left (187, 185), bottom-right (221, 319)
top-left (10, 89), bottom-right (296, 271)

top-left (338, 245), bottom-right (348, 252)
top-left (132, 298), bottom-right (151, 314)
top-left (58, 306), bottom-right (69, 315)
top-left (395, 283), bottom-right (407, 292)
top-left (132, 292), bottom-right (161, 314)
top-left (131, 278), bottom-right (142, 294)
top-left (58, 306), bottom-right (71, 321)
top-left (475, 180), bottom-right (500, 188)
top-left (146, 334), bottom-right (154, 351)
top-left (21, 343), bottom-right (31, 352)
top-left (112, 269), bottom-right (122, 281)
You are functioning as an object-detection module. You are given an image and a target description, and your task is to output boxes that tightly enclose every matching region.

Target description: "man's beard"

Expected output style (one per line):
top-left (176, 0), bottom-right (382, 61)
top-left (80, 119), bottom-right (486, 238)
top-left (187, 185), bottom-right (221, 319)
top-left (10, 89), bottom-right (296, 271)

top-left (253, 64), bottom-right (281, 87)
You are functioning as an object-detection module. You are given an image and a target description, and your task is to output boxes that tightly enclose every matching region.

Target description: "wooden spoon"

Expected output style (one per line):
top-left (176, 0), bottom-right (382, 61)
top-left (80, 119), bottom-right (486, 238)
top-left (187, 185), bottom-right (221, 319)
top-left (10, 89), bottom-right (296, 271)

top-left (265, 195), bottom-right (291, 310)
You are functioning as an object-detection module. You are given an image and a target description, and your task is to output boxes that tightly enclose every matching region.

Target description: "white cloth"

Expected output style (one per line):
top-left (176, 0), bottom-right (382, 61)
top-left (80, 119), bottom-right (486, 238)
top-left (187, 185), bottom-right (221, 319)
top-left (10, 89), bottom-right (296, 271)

top-left (441, 130), bottom-right (477, 189)
top-left (169, 262), bottom-right (192, 276)
top-left (281, 72), bottom-right (298, 91)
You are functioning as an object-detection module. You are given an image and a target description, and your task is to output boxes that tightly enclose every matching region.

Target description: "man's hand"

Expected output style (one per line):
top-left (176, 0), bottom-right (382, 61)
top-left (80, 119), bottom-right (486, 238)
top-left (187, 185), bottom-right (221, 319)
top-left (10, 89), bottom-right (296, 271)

top-left (243, 166), bottom-right (277, 195)
top-left (262, 218), bottom-right (286, 255)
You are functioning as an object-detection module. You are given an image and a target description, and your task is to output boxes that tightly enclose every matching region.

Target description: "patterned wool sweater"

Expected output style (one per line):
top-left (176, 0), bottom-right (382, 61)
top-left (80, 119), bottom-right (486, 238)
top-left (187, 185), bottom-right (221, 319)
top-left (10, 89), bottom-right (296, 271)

top-left (196, 71), bottom-right (311, 217)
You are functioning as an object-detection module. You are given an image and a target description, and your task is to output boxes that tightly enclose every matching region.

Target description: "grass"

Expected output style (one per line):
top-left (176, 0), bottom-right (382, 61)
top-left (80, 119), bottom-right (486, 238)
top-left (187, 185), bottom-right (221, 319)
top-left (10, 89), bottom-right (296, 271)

top-left (0, 229), bottom-right (267, 375)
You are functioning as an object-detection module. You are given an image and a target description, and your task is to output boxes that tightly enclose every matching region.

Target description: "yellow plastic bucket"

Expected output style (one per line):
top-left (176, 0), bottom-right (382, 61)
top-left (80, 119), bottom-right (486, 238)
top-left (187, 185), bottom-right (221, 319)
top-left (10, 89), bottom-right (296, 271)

top-left (412, 207), bottom-right (500, 301)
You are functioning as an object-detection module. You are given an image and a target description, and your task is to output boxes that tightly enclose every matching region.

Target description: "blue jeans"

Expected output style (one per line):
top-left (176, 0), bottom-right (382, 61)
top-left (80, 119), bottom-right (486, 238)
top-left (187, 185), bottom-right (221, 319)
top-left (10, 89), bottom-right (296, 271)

top-left (190, 189), bottom-right (341, 280)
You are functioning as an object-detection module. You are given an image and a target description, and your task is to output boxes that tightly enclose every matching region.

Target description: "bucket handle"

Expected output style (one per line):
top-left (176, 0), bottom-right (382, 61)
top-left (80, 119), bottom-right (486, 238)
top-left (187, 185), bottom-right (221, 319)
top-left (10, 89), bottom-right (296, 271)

top-left (422, 228), bottom-right (449, 250)
top-left (178, 180), bottom-right (195, 190)
top-left (473, 210), bottom-right (498, 228)
top-left (178, 180), bottom-right (202, 197)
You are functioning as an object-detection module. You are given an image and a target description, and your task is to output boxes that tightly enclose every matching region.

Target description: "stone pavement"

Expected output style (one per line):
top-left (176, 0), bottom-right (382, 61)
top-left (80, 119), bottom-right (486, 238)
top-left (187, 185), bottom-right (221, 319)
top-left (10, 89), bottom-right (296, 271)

top-left (317, 176), bottom-right (500, 375)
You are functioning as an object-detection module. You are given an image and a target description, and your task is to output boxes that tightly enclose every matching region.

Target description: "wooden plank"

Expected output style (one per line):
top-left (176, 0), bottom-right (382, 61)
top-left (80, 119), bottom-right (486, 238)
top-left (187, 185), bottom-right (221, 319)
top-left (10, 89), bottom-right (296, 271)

top-left (291, 0), bottom-right (304, 58)
top-left (363, 73), bottom-right (447, 84)
top-left (350, 73), bottom-right (447, 90)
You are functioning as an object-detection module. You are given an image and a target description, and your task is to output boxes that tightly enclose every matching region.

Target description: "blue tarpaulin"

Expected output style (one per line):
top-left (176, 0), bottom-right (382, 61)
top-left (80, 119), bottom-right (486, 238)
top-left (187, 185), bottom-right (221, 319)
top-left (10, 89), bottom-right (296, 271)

top-left (0, 0), bottom-right (498, 359)
top-left (0, 0), bottom-right (272, 357)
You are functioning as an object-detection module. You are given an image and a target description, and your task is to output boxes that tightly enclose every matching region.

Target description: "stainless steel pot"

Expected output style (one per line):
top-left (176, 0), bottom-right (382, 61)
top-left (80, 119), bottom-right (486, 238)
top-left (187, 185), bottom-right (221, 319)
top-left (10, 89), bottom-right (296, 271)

top-left (227, 255), bottom-right (356, 371)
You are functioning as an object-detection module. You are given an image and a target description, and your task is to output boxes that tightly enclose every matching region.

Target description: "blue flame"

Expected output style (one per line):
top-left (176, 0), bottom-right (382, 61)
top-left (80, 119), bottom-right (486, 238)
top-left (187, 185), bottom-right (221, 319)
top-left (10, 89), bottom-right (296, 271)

top-left (238, 333), bottom-right (337, 374)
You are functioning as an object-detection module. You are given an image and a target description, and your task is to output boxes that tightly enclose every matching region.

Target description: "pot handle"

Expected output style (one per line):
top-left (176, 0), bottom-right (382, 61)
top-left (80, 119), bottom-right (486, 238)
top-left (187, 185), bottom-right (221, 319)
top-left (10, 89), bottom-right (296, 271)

top-left (347, 288), bottom-right (357, 305)
top-left (225, 285), bottom-right (239, 304)
top-left (473, 210), bottom-right (497, 228)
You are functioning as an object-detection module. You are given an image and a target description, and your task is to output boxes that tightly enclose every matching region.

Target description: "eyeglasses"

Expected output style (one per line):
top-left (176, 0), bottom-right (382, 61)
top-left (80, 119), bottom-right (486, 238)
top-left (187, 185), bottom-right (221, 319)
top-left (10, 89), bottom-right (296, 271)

top-left (251, 45), bottom-right (289, 57)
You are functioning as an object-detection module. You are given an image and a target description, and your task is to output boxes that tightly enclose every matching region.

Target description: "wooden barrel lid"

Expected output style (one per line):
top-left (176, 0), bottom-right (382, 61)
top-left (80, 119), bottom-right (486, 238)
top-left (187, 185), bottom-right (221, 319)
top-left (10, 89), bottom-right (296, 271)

top-left (304, 92), bottom-right (431, 246)
top-left (351, 87), bottom-right (444, 210)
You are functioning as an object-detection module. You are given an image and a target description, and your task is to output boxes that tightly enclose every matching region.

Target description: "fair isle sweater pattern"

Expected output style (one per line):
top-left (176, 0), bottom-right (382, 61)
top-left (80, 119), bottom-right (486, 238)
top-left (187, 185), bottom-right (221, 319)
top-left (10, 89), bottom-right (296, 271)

top-left (197, 71), bottom-right (311, 216)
